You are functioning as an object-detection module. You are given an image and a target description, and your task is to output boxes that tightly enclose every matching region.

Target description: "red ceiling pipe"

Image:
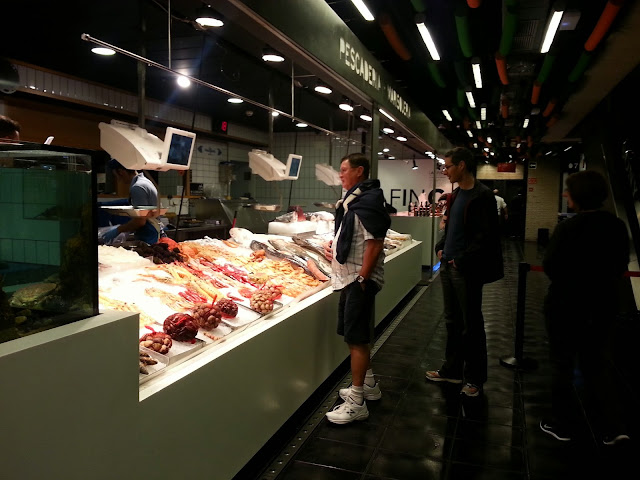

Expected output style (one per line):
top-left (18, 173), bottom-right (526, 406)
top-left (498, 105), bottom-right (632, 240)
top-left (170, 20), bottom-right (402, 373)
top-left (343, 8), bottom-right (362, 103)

top-left (467, 0), bottom-right (482, 8)
top-left (584, 0), bottom-right (625, 52)
top-left (546, 114), bottom-right (559, 128)
top-left (531, 81), bottom-right (542, 105)
top-left (379, 13), bottom-right (412, 61)
top-left (501, 99), bottom-right (509, 119)
top-left (463, 117), bottom-right (471, 130)
top-left (542, 98), bottom-right (557, 117)
top-left (495, 52), bottom-right (509, 85)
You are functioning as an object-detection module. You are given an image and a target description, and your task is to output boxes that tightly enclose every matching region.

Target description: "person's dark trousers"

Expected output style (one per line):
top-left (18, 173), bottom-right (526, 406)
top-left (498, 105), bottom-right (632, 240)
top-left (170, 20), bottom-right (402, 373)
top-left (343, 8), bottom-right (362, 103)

top-left (440, 261), bottom-right (488, 385)
top-left (545, 296), bottom-right (627, 435)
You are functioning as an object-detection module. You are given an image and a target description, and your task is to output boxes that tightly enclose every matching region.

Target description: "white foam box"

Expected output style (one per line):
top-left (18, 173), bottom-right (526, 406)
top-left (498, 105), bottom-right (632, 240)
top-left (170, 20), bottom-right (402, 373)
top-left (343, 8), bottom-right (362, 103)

top-left (268, 221), bottom-right (317, 236)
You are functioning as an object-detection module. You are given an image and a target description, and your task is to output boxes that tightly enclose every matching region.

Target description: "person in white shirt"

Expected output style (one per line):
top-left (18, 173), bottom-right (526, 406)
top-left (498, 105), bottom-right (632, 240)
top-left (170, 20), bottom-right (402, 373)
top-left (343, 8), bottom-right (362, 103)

top-left (494, 189), bottom-right (508, 234)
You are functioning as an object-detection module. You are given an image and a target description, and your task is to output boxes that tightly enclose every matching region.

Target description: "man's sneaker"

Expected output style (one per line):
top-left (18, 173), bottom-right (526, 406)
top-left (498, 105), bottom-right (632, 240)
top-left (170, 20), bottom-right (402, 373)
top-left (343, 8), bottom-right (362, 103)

top-left (425, 370), bottom-right (462, 384)
top-left (461, 383), bottom-right (482, 397)
top-left (339, 383), bottom-right (382, 402)
top-left (603, 434), bottom-right (631, 446)
top-left (540, 419), bottom-right (572, 441)
top-left (326, 396), bottom-right (369, 424)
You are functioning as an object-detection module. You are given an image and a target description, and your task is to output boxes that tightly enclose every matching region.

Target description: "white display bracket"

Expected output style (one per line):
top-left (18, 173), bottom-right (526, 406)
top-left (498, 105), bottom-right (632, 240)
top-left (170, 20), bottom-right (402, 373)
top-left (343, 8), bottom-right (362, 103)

top-left (99, 120), bottom-right (196, 172)
top-left (315, 163), bottom-right (341, 186)
top-left (248, 149), bottom-right (303, 181)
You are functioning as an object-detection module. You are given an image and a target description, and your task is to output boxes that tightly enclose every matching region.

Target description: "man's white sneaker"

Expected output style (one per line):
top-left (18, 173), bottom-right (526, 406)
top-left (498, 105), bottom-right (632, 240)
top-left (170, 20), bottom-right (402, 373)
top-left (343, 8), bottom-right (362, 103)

top-left (325, 396), bottom-right (369, 424)
top-left (339, 383), bottom-right (382, 402)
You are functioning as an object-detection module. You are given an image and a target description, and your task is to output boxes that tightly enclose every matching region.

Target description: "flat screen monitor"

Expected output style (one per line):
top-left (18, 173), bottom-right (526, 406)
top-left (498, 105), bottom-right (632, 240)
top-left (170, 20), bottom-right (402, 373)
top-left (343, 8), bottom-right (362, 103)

top-left (285, 154), bottom-right (302, 180)
top-left (162, 127), bottom-right (196, 170)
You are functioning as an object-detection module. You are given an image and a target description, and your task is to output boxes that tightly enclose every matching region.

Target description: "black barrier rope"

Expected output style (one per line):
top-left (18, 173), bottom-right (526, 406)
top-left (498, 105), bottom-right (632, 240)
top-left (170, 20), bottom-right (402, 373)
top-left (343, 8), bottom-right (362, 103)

top-left (500, 263), bottom-right (640, 371)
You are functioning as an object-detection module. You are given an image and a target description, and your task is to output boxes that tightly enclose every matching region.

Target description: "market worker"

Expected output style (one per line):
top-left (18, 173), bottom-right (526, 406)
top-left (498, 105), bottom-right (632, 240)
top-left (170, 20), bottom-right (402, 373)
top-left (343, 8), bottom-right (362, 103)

top-left (99, 159), bottom-right (163, 245)
top-left (0, 115), bottom-right (20, 141)
top-left (323, 152), bottom-right (391, 424)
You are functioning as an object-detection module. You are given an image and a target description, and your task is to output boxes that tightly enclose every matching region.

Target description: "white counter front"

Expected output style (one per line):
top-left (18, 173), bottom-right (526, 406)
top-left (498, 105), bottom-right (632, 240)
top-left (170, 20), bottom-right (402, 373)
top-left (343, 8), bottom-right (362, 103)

top-left (0, 240), bottom-right (422, 480)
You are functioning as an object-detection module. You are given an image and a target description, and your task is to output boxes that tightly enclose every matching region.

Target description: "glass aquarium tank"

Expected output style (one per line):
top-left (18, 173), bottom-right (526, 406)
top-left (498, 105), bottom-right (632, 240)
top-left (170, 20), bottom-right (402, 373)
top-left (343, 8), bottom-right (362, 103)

top-left (0, 142), bottom-right (99, 344)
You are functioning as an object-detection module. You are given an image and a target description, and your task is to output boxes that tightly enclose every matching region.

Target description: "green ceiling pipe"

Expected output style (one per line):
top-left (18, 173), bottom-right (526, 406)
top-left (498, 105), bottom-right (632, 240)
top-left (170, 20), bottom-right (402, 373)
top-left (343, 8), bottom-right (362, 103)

top-left (499, 0), bottom-right (518, 56)
top-left (457, 88), bottom-right (466, 108)
top-left (454, 60), bottom-right (470, 87)
top-left (427, 62), bottom-right (446, 88)
top-left (455, 5), bottom-right (473, 58)
top-left (467, 106), bottom-right (477, 120)
top-left (568, 51), bottom-right (592, 83)
top-left (536, 52), bottom-right (556, 84)
top-left (410, 0), bottom-right (426, 13)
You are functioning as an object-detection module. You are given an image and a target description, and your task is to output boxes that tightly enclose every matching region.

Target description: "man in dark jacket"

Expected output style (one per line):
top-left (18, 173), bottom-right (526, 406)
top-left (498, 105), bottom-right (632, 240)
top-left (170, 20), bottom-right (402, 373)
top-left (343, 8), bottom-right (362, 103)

top-left (426, 147), bottom-right (503, 396)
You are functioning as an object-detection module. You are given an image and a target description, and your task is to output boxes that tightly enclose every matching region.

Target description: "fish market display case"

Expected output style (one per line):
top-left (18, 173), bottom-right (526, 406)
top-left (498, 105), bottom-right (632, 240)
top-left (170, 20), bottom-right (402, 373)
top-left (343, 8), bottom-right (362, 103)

top-left (0, 142), bottom-right (100, 344)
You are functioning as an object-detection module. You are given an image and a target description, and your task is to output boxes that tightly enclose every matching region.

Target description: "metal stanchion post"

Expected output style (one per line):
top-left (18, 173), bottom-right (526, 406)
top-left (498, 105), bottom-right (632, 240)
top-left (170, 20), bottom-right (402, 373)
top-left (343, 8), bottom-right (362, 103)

top-left (500, 262), bottom-right (537, 370)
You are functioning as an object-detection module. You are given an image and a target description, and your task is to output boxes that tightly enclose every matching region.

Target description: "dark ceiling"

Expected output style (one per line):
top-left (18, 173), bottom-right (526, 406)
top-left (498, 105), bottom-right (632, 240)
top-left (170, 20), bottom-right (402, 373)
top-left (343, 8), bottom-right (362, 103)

top-left (1, 0), bottom-right (637, 161)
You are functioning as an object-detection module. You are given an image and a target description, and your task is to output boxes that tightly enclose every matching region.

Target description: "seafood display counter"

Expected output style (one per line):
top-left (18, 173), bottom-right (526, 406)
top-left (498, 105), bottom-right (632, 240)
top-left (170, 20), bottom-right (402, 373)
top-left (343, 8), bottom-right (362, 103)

top-left (390, 214), bottom-right (444, 268)
top-left (1, 232), bottom-right (421, 480)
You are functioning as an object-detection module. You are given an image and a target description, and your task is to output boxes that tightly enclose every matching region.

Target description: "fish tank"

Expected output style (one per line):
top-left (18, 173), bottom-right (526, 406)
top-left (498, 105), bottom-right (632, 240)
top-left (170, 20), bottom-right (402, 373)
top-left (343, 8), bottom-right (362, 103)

top-left (0, 142), bottom-right (100, 344)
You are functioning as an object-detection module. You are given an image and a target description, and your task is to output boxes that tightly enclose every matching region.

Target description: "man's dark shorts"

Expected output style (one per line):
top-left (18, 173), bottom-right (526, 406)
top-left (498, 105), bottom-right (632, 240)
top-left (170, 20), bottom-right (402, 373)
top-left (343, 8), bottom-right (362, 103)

top-left (337, 280), bottom-right (380, 344)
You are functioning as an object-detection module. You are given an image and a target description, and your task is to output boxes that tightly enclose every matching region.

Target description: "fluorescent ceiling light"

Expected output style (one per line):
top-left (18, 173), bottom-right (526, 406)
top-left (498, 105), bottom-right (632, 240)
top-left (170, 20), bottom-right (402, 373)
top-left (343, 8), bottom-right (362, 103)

top-left (523, 118), bottom-right (530, 128)
top-left (442, 109), bottom-right (452, 121)
top-left (475, 120), bottom-right (481, 129)
top-left (517, 143), bottom-right (521, 148)
top-left (360, 112), bottom-right (372, 122)
top-left (472, 59), bottom-right (482, 89)
top-left (465, 90), bottom-right (476, 109)
top-left (351, 0), bottom-right (374, 21)
top-left (416, 22), bottom-right (440, 61)
top-left (91, 47), bottom-right (115, 56)
top-left (541, 10), bottom-right (564, 54)
top-left (296, 122), bottom-right (308, 128)
top-left (382, 127), bottom-right (394, 134)
top-left (487, 136), bottom-right (492, 144)
top-left (227, 97), bottom-right (243, 104)
top-left (466, 130), bottom-right (473, 138)
top-left (397, 136), bottom-right (407, 142)
top-left (484, 147), bottom-right (490, 152)
top-left (473, 143), bottom-right (478, 149)
top-left (383, 148), bottom-right (390, 152)
top-left (480, 105), bottom-right (487, 121)
top-left (564, 145), bottom-right (572, 151)
top-left (379, 108), bottom-right (395, 122)
top-left (177, 76), bottom-right (191, 88)
top-left (271, 111), bottom-right (279, 117)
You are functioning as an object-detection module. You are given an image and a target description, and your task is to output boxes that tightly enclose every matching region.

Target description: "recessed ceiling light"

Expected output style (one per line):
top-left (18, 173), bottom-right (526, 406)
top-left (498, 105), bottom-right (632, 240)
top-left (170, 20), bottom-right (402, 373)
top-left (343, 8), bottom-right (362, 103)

top-left (177, 76), bottom-right (191, 88)
top-left (271, 111), bottom-right (279, 117)
top-left (228, 97), bottom-right (243, 104)
top-left (383, 148), bottom-right (390, 152)
top-left (91, 47), bottom-right (115, 56)
top-left (397, 136), bottom-right (407, 142)
top-left (314, 80), bottom-right (332, 94)
top-left (382, 127), bottom-right (394, 134)
top-left (262, 47), bottom-right (284, 62)
top-left (196, 6), bottom-right (224, 27)
top-left (360, 112), bottom-right (372, 122)
top-left (296, 122), bottom-right (308, 128)
top-left (339, 97), bottom-right (354, 112)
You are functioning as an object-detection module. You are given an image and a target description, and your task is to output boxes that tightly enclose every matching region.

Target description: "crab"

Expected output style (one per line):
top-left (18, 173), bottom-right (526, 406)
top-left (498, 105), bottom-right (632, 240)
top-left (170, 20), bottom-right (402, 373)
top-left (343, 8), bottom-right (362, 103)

top-left (9, 283), bottom-right (58, 309)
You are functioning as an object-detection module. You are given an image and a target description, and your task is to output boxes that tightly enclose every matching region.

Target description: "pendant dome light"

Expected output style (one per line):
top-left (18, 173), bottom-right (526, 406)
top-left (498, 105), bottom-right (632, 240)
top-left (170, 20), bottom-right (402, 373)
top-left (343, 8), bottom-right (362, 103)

top-left (195, 5), bottom-right (224, 28)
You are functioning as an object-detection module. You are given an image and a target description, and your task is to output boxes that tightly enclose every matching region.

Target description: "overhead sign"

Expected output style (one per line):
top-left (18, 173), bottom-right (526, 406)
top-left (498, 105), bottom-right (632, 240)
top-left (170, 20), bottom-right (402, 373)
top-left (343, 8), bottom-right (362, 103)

top-left (529, 161), bottom-right (537, 169)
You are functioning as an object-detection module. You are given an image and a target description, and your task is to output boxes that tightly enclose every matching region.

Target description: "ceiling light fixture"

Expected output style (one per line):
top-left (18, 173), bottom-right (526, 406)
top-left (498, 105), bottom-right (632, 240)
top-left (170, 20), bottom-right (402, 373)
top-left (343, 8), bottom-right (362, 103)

top-left (465, 89), bottom-right (476, 108)
top-left (484, 147), bottom-right (490, 152)
top-left (480, 104), bottom-right (487, 121)
top-left (360, 110), bottom-right (373, 122)
top-left (412, 159), bottom-right (419, 170)
top-left (262, 46), bottom-right (285, 62)
top-left (91, 46), bottom-right (115, 56)
top-left (296, 122), bottom-right (308, 128)
top-left (195, 5), bottom-right (224, 28)
top-left (227, 97), bottom-right (243, 104)
top-left (382, 126), bottom-right (394, 134)
top-left (177, 75), bottom-right (191, 88)
top-left (475, 120), bottom-right (481, 129)
top-left (541, 8), bottom-right (564, 53)
top-left (388, 156), bottom-right (396, 160)
top-left (339, 97), bottom-right (354, 112)
top-left (314, 80), bottom-right (332, 94)
top-left (379, 108), bottom-right (395, 122)
top-left (473, 143), bottom-right (478, 149)
top-left (564, 145), bottom-right (572, 151)
top-left (471, 57), bottom-right (482, 88)
top-left (487, 136), bottom-right (492, 143)
top-left (416, 15), bottom-right (440, 61)
top-left (466, 130), bottom-right (473, 138)
top-left (442, 109), bottom-right (452, 121)
top-left (523, 118), bottom-right (530, 128)
top-left (351, 0), bottom-right (375, 21)
top-left (397, 136), bottom-right (407, 142)
top-left (383, 148), bottom-right (390, 153)
top-left (271, 111), bottom-right (279, 117)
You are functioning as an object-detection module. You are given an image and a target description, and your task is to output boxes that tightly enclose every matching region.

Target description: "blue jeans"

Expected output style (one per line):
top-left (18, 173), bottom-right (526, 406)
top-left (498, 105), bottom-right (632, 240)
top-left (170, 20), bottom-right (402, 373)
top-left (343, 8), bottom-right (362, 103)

top-left (440, 261), bottom-right (487, 385)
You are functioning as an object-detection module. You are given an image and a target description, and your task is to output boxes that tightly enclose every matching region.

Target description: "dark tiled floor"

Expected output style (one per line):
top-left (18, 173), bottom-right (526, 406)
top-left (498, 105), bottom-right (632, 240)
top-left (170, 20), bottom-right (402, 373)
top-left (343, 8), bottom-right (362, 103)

top-left (257, 239), bottom-right (638, 480)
